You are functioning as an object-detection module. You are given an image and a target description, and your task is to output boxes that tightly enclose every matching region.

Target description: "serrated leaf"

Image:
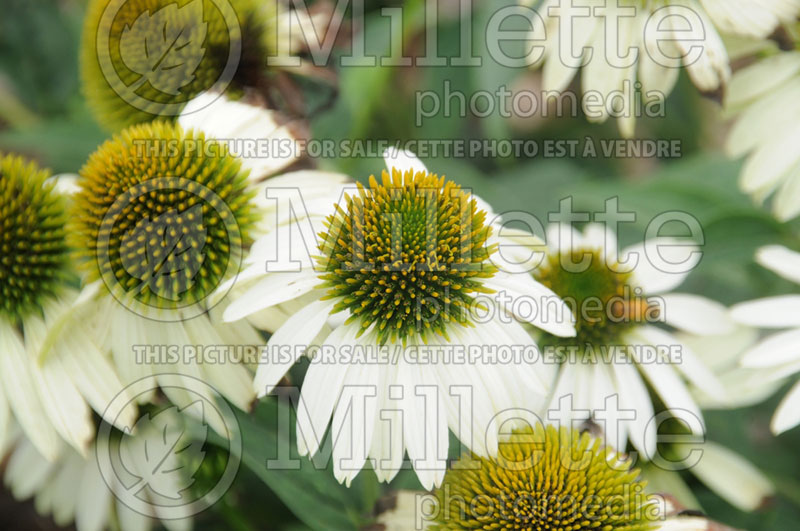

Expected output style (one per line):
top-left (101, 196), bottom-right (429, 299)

top-left (119, 0), bottom-right (207, 95)
top-left (122, 402), bottom-right (208, 500)
top-left (120, 203), bottom-right (207, 301)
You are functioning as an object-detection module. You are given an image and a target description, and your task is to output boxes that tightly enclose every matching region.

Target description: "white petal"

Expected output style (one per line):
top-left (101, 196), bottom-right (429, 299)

top-left (741, 328), bottom-right (800, 368)
top-left (623, 239), bottom-right (700, 294)
top-left (545, 223), bottom-right (585, 254)
top-left (610, 360), bottom-right (656, 458)
top-left (636, 326), bottom-right (726, 399)
top-left (0, 322), bottom-right (61, 460)
top-left (484, 271), bottom-right (576, 338)
top-left (659, 294), bottom-right (734, 336)
top-left (740, 125), bottom-right (800, 198)
top-left (731, 296), bottom-right (800, 328)
top-left (383, 148), bottom-right (428, 176)
top-left (772, 379), bottom-right (800, 434)
top-left (58, 325), bottom-right (138, 430)
top-left (630, 332), bottom-right (704, 434)
top-left (689, 441), bottom-right (773, 511)
top-left (332, 356), bottom-right (379, 486)
top-left (182, 316), bottom-right (255, 411)
top-left (296, 323), bottom-right (355, 456)
top-left (4, 438), bottom-right (58, 499)
top-left (254, 298), bottom-right (336, 397)
top-left (756, 245), bottom-right (800, 285)
top-left (223, 271), bottom-right (320, 322)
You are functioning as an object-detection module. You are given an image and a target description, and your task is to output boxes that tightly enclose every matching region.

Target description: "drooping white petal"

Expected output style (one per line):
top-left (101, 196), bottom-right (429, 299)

top-left (635, 326), bottom-right (726, 400)
top-left (610, 360), bottom-right (656, 458)
top-left (181, 316), bottom-right (255, 412)
top-left (56, 324), bottom-right (138, 430)
top-left (4, 437), bottom-right (58, 499)
top-left (484, 270), bottom-right (576, 338)
top-left (0, 322), bottom-right (61, 461)
top-left (223, 271), bottom-right (321, 323)
top-left (629, 331), bottom-right (704, 434)
top-left (772, 379), bottom-right (800, 434)
top-left (75, 446), bottom-right (111, 531)
top-left (756, 245), bottom-right (800, 285)
top-left (689, 440), bottom-right (773, 511)
top-left (741, 328), bottom-right (800, 368)
top-left (731, 296), bottom-right (800, 328)
top-left (254, 298), bottom-right (337, 397)
top-left (659, 294), bottom-right (734, 336)
top-left (332, 350), bottom-right (379, 487)
top-left (296, 323), bottom-right (355, 456)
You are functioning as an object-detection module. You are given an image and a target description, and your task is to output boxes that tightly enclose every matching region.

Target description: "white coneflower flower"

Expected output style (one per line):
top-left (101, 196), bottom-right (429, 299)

top-left (731, 245), bottom-right (800, 434)
top-left (726, 51), bottom-right (800, 221)
top-left (0, 154), bottom-right (135, 461)
top-left (63, 121), bottom-right (262, 432)
top-left (3, 415), bottom-right (194, 531)
top-left (531, 0), bottom-right (799, 137)
top-left (385, 425), bottom-right (727, 530)
top-left (221, 149), bottom-right (576, 489)
top-left (535, 223), bottom-right (732, 458)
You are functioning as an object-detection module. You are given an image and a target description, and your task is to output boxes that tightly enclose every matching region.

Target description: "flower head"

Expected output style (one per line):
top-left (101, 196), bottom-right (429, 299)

top-left (431, 424), bottom-right (659, 530)
top-left (72, 120), bottom-right (254, 312)
top-left (0, 154), bottom-right (69, 323)
top-left (81, 0), bottom-right (281, 130)
top-left (318, 169), bottom-right (497, 344)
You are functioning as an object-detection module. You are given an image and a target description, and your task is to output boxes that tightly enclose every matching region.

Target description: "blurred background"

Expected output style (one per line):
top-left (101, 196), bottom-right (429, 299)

top-left (1, 0), bottom-right (799, 529)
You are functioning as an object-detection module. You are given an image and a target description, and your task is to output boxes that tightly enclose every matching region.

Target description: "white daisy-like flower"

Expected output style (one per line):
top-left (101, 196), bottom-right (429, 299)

top-left (219, 148), bottom-right (576, 489)
top-left (726, 51), bottom-right (800, 221)
top-left (0, 154), bottom-right (135, 461)
top-left (731, 245), bottom-right (800, 434)
top-left (3, 415), bottom-right (194, 531)
top-left (60, 121), bottom-right (262, 433)
top-left (530, 0), bottom-right (799, 137)
top-left (536, 223), bottom-right (732, 458)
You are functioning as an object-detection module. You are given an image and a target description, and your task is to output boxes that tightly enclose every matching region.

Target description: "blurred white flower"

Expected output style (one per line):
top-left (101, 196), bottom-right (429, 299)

top-left (537, 223), bottom-right (732, 458)
top-left (3, 415), bottom-right (194, 531)
top-left (731, 245), bottom-right (800, 434)
top-left (530, 0), bottom-right (799, 137)
top-left (727, 51), bottom-right (800, 221)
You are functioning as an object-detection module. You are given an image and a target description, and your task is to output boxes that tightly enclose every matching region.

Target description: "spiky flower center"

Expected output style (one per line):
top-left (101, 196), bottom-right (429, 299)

top-left (432, 425), bottom-right (659, 530)
top-left (82, 0), bottom-right (279, 130)
top-left (0, 155), bottom-right (69, 323)
top-left (72, 121), bottom-right (253, 312)
top-left (534, 249), bottom-right (657, 354)
top-left (317, 169), bottom-right (497, 344)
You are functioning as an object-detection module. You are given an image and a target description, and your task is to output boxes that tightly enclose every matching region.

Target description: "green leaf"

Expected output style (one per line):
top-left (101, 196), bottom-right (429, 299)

top-left (219, 398), bottom-right (378, 531)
